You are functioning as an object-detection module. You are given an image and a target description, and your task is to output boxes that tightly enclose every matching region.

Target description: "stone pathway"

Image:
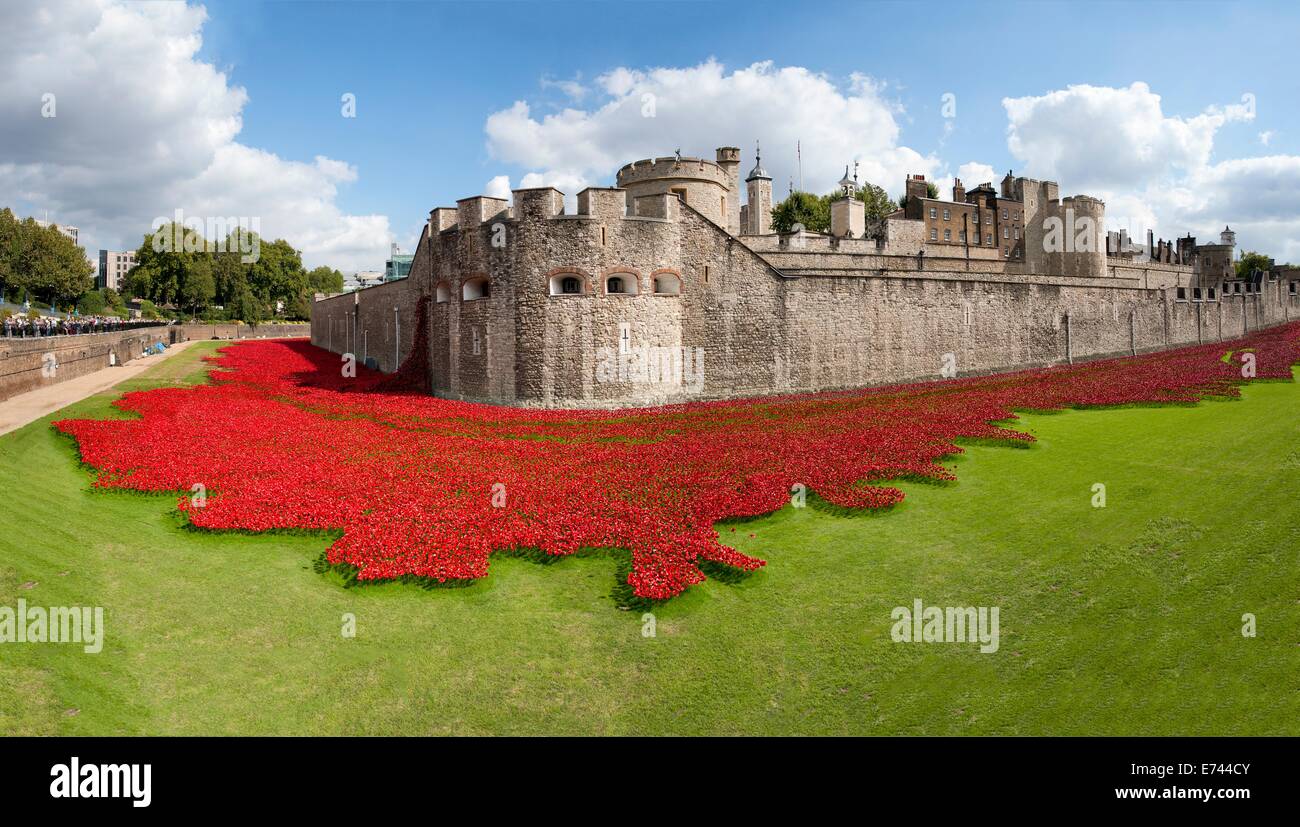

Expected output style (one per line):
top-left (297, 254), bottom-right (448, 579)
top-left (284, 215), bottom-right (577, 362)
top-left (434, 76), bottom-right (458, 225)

top-left (0, 341), bottom-right (196, 437)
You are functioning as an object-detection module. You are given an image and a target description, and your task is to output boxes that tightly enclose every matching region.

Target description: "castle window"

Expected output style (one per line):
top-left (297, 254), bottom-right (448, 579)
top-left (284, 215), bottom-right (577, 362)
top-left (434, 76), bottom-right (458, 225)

top-left (462, 277), bottom-right (490, 301)
top-left (986, 233), bottom-right (992, 245)
top-left (943, 229), bottom-right (951, 241)
top-left (605, 273), bottom-right (638, 295)
top-left (929, 208), bottom-right (937, 219)
top-left (959, 230), bottom-right (966, 242)
top-left (1013, 228), bottom-right (1020, 240)
top-left (1003, 228), bottom-right (1010, 239)
top-left (1177, 287), bottom-right (1187, 301)
top-left (1004, 247), bottom-right (1009, 258)
top-left (943, 209), bottom-right (950, 221)
top-left (930, 228), bottom-right (938, 241)
top-left (1002, 208), bottom-right (1008, 219)
top-left (548, 272), bottom-right (588, 296)
top-left (435, 281), bottom-right (451, 303)
top-left (1209, 287), bottom-right (1217, 300)
top-left (652, 272), bottom-right (681, 295)
top-left (1014, 248), bottom-right (1021, 258)
top-left (671, 187), bottom-right (688, 203)
top-left (601, 226), bottom-right (607, 246)
top-left (1290, 281), bottom-right (1297, 294)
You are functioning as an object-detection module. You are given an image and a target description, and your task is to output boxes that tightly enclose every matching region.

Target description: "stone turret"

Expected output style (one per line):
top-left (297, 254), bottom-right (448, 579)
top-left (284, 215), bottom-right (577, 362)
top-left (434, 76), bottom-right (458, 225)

top-left (617, 152), bottom-right (734, 229)
top-left (716, 146), bottom-right (741, 236)
top-left (744, 141), bottom-right (773, 236)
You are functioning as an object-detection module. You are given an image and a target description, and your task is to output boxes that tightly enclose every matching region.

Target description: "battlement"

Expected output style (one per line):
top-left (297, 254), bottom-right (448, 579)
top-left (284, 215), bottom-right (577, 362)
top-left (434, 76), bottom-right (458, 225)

top-left (512, 187), bottom-right (564, 220)
top-left (1062, 194), bottom-right (1105, 211)
top-left (456, 195), bottom-right (510, 230)
top-left (616, 155), bottom-right (732, 189)
top-left (576, 187), bottom-right (626, 220)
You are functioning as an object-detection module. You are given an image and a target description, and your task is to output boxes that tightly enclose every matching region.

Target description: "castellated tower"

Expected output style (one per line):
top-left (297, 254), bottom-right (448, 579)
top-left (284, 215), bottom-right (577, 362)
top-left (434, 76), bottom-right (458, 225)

top-left (745, 143), bottom-right (773, 235)
top-left (715, 147), bottom-right (741, 236)
top-left (616, 150), bottom-right (735, 230)
top-left (1016, 177), bottom-right (1058, 275)
top-left (1013, 176), bottom-right (1106, 278)
top-left (1061, 195), bottom-right (1107, 279)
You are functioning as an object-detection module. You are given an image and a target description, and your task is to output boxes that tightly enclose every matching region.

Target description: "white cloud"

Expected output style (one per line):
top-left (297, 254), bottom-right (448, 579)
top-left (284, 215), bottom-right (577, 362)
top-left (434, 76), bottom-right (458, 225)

top-left (540, 74), bottom-right (590, 103)
top-left (1002, 82), bottom-right (1251, 193)
top-left (1001, 82), bottom-right (1300, 261)
top-left (931, 162), bottom-right (999, 204)
top-left (1259, 130), bottom-right (1276, 146)
top-left (484, 60), bottom-right (939, 202)
top-left (484, 175), bottom-right (513, 200)
top-left (0, 0), bottom-right (391, 272)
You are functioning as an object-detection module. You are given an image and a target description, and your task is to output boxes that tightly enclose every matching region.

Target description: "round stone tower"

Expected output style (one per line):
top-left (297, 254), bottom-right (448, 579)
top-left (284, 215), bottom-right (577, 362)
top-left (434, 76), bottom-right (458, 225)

top-left (616, 150), bottom-right (735, 230)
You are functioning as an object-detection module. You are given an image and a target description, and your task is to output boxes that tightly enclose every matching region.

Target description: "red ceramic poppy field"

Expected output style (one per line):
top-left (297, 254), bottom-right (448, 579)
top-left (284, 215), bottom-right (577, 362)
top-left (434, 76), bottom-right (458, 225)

top-left (54, 322), bottom-right (1300, 599)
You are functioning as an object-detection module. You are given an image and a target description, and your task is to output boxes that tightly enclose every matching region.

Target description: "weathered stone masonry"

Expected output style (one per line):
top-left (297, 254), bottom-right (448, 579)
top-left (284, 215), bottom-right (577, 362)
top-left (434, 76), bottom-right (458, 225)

top-left (311, 149), bottom-right (1300, 409)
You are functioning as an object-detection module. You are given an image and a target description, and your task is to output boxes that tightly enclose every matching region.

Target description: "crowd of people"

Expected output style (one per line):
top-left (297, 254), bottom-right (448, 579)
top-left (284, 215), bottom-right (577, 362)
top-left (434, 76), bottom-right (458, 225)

top-left (2, 314), bottom-right (168, 338)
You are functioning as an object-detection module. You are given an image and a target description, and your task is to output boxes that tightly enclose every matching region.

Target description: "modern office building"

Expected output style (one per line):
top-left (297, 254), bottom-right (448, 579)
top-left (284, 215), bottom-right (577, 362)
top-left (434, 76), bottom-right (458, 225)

top-left (384, 243), bottom-right (413, 282)
top-left (98, 249), bottom-right (138, 291)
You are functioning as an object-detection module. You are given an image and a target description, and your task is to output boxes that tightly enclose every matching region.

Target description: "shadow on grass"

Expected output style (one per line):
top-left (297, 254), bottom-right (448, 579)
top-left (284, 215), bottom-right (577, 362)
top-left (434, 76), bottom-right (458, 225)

top-left (308, 544), bottom-right (750, 613)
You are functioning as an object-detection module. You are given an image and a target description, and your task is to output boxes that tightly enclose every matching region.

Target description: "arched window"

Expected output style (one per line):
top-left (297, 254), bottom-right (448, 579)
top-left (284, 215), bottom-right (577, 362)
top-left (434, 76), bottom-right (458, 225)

top-left (652, 271), bottom-right (681, 295)
top-left (604, 272), bottom-right (638, 295)
top-left (462, 277), bottom-right (490, 301)
top-left (435, 281), bottom-right (450, 303)
top-left (548, 273), bottom-right (588, 296)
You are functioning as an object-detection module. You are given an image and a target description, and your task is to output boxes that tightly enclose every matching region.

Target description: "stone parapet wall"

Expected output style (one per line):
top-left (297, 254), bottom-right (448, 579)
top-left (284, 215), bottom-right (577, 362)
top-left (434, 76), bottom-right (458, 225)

top-left (311, 279), bottom-right (416, 374)
top-left (308, 187), bottom-right (1300, 409)
top-left (0, 327), bottom-right (170, 401)
top-left (174, 322), bottom-right (311, 342)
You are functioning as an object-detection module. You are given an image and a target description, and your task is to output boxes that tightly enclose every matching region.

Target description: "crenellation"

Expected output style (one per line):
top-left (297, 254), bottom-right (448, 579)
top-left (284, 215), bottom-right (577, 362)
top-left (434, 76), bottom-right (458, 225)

top-left (513, 187), bottom-right (564, 220)
top-left (313, 140), bottom-right (1292, 408)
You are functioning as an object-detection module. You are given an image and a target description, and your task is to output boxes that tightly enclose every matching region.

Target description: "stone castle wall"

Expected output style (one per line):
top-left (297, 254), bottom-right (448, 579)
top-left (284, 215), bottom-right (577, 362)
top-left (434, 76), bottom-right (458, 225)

top-left (311, 278), bottom-right (417, 373)
top-left (0, 326), bottom-right (171, 401)
top-left (311, 189), bottom-right (1300, 409)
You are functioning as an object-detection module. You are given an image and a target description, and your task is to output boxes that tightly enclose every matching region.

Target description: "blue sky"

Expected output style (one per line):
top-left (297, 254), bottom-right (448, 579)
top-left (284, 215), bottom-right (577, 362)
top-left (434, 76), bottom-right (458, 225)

top-left (201, 0), bottom-right (1292, 216)
top-left (3, 0), bottom-right (1298, 269)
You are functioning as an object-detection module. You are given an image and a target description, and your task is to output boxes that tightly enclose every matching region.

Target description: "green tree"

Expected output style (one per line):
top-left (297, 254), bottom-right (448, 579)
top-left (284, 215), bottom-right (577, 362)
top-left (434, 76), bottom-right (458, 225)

top-left (77, 289), bottom-right (108, 315)
top-left (212, 247), bottom-right (246, 307)
top-left (233, 283), bottom-right (263, 329)
top-left (131, 222), bottom-right (222, 313)
top-left (855, 182), bottom-right (897, 220)
top-left (248, 238), bottom-right (306, 316)
top-left (771, 190), bottom-right (832, 234)
top-left (16, 219), bottom-right (93, 304)
top-left (181, 255), bottom-right (216, 318)
top-left (1235, 251), bottom-right (1272, 280)
top-left (102, 287), bottom-right (126, 314)
top-left (305, 265), bottom-right (344, 294)
top-left (0, 208), bottom-right (18, 299)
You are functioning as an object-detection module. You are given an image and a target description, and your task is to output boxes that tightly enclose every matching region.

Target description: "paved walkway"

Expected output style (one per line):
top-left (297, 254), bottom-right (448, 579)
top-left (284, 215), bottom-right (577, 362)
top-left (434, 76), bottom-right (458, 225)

top-left (0, 340), bottom-right (196, 437)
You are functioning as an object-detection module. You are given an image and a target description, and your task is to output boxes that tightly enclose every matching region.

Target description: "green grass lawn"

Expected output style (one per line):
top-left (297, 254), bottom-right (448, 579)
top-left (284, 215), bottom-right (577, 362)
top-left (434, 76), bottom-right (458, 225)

top-left (1, 341), bottom-right (1297, 735)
